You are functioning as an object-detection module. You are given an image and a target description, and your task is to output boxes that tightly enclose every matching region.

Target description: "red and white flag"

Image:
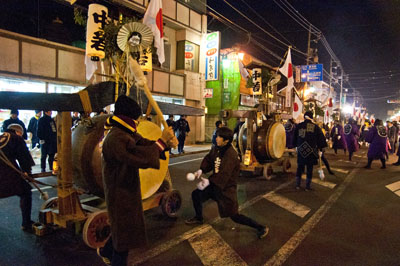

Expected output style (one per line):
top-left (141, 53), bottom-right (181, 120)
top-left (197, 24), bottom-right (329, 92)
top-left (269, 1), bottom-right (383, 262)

top-left (279, 48), bottom-right (294, 108)
top-left (293, 93), bottom-right (303, 119)
top-left (370, 114), bottom-right (375, 124)
top-left (143, 0), bottom-right (165, 64)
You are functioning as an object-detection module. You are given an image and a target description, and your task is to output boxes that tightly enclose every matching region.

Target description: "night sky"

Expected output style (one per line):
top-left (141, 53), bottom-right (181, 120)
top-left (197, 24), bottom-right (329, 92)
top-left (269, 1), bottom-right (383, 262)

top-left (207, 0), bottom-right (400, 120)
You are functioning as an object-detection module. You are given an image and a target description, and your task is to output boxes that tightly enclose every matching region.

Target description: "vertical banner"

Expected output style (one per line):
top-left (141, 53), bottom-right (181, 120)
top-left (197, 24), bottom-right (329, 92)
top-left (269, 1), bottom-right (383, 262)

top-left (251, 68), bottom-right (262, 95)
top-left (86, 4), bottom-right (108, 60)
top-left (205, 32), bottom-right (220, 81)
top-left (139, 47), bottom-right (152, 72)
top-left (285, 87), bottom-right (292, 108)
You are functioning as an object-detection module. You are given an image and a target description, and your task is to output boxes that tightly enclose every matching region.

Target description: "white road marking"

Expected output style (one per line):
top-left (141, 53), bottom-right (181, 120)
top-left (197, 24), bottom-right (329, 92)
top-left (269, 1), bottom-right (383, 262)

top-left (188, 227), bottom-right (247, 266)
top-left (385, 181), bottom-right (400, 192)
top-left (31, 186), bottom-right (53, 192)
top-left (395, 191), bottom-right (400, 197)
top-left (129, 180), bottom-right (293, 265)
top-left (330, 167), bottom-right (349, 174)
top-left (353, 154), bottom-right (365, 158)
top-left (264, 167), bottom-right (360, 266)
top-left (338, 159), bottom-right (357, 165)
top-left (128, 224), bottom-right (211, 265)
top-left (263, 192), bottom-right (311, 218)
top-left (301, 175), bottom-right (337, 189)
top-left (80, 196), bottom-right (100, 203)
top-left (169, 158), bottom-right (203, 166)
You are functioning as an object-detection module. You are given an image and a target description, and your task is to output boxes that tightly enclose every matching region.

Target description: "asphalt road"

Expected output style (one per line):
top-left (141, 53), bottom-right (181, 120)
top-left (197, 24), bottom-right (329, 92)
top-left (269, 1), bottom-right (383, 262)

top-left (1, 147), bottom-right (400, 266)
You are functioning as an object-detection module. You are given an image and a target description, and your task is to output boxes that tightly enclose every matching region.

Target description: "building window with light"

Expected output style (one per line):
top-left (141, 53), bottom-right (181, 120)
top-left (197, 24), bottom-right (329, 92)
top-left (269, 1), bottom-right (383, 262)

top-left (176, 40), bottom-right (200, 73)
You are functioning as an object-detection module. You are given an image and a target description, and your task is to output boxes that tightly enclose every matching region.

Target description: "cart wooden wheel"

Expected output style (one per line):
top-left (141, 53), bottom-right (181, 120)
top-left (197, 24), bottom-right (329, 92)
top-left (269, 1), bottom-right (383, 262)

top-left (82, 210), bottom-right (111, 249)
top-left (263, 164), bottom-right (273, 180)
top-left (40, 197), bottom-right (58, 210)
top-left (161, 189), bottom-right (182, 218)
top-left (282, 158), bottom-right (291, 173)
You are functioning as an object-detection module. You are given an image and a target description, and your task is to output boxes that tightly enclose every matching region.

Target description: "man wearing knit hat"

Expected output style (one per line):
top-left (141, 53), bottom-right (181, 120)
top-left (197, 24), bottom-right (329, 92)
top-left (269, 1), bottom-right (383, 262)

top-left (2, 109), bottom-right (27, 140)
top-left (98, 95), bottom-right (176, 266)
top-left (293, 111), bottom-right (327, 191)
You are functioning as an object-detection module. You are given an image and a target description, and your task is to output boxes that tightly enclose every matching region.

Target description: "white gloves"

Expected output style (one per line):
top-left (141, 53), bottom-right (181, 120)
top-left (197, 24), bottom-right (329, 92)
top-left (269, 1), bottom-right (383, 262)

top-left (318, 151), bottom-right (323, 157)
top-left (39, 140), bottom-right (45, 144)
top-left (186, 169), bottom-right (202, 181)
top-left (197, 177), bottom-right (210, 190)
top-left (338, 136), bottom-right (341, 140)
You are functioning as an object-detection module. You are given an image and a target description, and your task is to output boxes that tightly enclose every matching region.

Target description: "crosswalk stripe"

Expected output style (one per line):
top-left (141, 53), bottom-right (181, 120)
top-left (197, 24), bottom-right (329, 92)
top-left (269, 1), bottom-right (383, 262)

top-left (330, 167), bottom-right (349, 174)
top-left (263, 192), bottom-right (310, 218)
top-left (188, 227), bottom-right (247, 266)
top-left (385, 181), bottom-right (400, 192)
top-left (31, 186), bottom-right (52, 192)
top-left (301, 175), bottom-right (337, 189)
top-left (395, 191), bottom-right (400, 197)
top-left (338, 159), bottom-right (357, 165)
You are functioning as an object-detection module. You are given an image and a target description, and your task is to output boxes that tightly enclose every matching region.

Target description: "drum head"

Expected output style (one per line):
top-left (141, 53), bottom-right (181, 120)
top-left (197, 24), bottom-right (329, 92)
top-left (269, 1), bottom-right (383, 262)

top-left (267, 122), bottom-right (286, 159)
top-left (137, 120), bottom-right (169, 200)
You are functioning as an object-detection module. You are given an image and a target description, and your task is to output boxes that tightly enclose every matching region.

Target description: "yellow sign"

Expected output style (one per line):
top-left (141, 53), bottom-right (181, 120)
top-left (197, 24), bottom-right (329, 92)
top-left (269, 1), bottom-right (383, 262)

top-left (139, 48), bottom-right (152, 72)
top-left (244, 149), bottom-right (252, 166)
top-left (86, 4), bottom-right (108, 60)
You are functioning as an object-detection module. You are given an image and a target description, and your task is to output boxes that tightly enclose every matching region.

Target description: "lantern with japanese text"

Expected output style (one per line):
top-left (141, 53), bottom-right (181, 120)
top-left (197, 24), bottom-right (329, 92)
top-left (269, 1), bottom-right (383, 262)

top-left (86, 4), bottom-right (108, 61)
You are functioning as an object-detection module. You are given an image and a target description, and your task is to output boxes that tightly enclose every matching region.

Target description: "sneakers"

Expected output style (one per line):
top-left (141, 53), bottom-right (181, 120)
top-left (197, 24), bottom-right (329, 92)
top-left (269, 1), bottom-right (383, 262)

top-left (305, 188), bottom-right (313, 192)
top-left (97, 248), bottom-right (111, 265)
top-left (295, 186), bottom-right (301, 190)
top-left (185, 217), bottom-right (203, 225)
top-left (257, 227), bottom-right (269, 239)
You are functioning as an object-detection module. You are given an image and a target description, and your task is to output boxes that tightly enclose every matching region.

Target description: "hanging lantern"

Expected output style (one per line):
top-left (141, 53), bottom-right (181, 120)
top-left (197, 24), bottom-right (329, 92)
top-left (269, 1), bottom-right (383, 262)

top-left (86, 4), bottom-right (108, 61)
top-left (139, 48), bottom-right (153, 72)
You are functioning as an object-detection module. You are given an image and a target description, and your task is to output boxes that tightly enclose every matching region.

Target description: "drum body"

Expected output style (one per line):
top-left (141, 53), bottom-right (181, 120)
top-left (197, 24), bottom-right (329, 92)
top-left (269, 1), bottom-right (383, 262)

top-left (238, 120), bottom-right (285, 163)
top-left (72, 115), bottom-right (168, 200)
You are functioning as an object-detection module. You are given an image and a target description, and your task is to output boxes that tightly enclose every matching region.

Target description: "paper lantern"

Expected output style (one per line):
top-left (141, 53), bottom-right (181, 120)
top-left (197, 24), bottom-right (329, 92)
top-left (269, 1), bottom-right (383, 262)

top-left (139, 48), bottom-right (153, 72)
top-left (86, 4), bottom-right (108, 61)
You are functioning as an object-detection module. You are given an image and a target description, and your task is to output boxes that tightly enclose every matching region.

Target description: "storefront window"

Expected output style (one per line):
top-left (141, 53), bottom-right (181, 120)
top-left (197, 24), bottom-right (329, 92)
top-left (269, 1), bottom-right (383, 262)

top-left (176, 40), bottom-right (200, 73)
top-left (48, 84), bottom-right (84, 94)
top-left (0, 77), bottom-right (46, 93)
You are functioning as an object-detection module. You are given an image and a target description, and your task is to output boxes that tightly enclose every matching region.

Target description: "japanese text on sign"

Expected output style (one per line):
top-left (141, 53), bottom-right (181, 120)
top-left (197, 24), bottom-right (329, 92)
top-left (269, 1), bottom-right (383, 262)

top-left (251, 68), bottom-right (262, 95)
top-left (300, 64), bottom-right (323, 82)
top-left (205, 32), bottom-right (220, 81)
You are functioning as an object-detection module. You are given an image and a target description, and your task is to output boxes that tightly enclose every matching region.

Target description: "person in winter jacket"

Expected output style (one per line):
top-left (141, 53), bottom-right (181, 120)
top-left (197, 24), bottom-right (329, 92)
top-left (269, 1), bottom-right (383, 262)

top-left (37, 111), bottom-right (57, 173)
top-left (185, 127), bottom-right (269, 239)
top-left (331, 120), bottom-right (347, 154)
top-left (1, 109), bottom-right (27, 140)
top-left (98, 95), bottom-right (175, 266)
top-left (27, 110), bottom-right (42, 149)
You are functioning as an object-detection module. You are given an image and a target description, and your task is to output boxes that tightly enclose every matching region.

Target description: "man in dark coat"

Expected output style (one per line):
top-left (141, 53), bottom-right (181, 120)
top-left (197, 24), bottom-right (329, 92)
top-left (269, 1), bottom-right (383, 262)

top-left (0, 124), bottom-right (35, 231)
top-left (388, 121), bottom-right (397, 154)
top-left (365, 119), bottom-right (387, 169)
top-left (99, 95), bottom-right (175, 266)
top-left (293, 111), bottom-right (327, 190)
top-left (27, 110), bottom-right (42, 149)
top-left (185, 127), bottom-right (268, 239)
top-left (37, 111), bottom-right (57, 173)
top-left (166, 115), bottom-right (176, 155)
top-left (211, 120), bottom-right (223, 146)
top-left (344, 118), bottom-right (360, 161)
top-left (331, 120), bottom-right (347, 154)
top-left (285, 118), bottom-right (296, 156)
top-left (175, 115), bottom-right (190, 154)
top-left (1, 109), bottom-right (27, 140)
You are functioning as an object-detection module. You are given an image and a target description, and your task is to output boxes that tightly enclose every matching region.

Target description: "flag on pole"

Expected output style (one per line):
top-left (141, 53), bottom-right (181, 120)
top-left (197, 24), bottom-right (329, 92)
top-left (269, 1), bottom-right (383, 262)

top-left (238, 58), bottom-right (249, 80)
top-left (293, 93), bottom-right (303, 119)
top-left (279, 47), bottom-right (293, 108)
top-left (143, 0), bottom-right (165, 64)
top-left (370, 114), bottom-right (375, 124)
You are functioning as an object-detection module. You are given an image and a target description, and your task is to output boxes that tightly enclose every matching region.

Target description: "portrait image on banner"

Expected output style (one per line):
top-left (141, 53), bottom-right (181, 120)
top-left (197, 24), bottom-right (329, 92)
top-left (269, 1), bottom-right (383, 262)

top-left (205, 32), bottom-right (220, 81)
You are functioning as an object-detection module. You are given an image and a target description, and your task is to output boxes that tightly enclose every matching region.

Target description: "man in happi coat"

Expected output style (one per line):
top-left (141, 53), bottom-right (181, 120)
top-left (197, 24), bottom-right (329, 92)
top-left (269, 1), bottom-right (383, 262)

top-left (344, 118), bottom-right (360, 161)
top-left (293, 111), bottom-right (327, 191)
top-left (365, 119), bottom-right (387, 169)
top-left (331, 120), bottom-right (347, 154)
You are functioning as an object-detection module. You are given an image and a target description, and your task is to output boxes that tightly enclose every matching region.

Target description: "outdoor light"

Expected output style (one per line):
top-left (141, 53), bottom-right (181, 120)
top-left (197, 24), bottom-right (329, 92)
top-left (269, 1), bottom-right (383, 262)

top-left (222, 59), bottom-right (231, 68)
top-left (238, 52), bottom-right (245, 60)
top-left (343, 104), bottom-right (353, 114)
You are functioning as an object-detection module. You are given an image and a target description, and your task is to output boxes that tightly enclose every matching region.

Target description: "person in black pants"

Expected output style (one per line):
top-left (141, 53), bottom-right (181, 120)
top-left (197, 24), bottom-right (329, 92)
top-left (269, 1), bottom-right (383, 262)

top-left (293, 111), bottom-right (327, 190)
top-left (365, 119), bottom-right (387, 169)
top-left (0, 124), bottom-right (35, 231)
top-left (175, 115), bottom-right (190, 154)
top-left (185, 127), bottom-right (268, 239)
top-left (37, 110), bottom-right (57, 172)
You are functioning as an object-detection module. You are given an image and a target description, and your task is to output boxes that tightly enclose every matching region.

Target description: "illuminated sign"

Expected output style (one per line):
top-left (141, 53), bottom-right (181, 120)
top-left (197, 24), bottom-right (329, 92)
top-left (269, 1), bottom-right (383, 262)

top-left (205, 32), bottom-right (220, 81)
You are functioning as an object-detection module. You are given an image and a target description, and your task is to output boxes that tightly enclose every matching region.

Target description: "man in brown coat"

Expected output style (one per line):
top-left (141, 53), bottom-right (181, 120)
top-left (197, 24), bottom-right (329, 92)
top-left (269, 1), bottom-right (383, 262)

top-left (99, 95), bottom-right (175, 266)
top-left (185, 127), bottom-right (269, 239)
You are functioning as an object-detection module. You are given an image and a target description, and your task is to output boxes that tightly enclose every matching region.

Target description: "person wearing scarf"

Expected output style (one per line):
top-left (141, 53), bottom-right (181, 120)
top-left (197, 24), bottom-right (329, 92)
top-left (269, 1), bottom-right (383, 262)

top-left (293, 111), bottom-right (327, 191)
top-left (99, 95), bottom-right (175, 266)
top-left (185, 127), bottom-right (269, 239)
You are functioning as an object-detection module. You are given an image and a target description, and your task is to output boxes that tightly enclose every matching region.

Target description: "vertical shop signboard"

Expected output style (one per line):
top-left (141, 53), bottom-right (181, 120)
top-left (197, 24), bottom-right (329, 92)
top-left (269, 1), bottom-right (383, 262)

top-left (251, 68), bottom-right (262, 95)
top-left (205, 32), bottom-right (220, 81)
top-left (185, 42), bottom-right (195, 72)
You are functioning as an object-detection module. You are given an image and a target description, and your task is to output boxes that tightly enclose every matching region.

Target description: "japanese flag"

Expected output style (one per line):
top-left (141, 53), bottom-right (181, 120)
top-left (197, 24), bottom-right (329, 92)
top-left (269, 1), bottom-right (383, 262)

top-left (143, 0), bottom-right (165, 64)
top-left (293, 93), bottom-right (303, 119)
top-left (279, 48), bottom-right (293, 108)
top-left (324, 109), bottom-right (330, 124)
top-left (370, 114), bottom-right (375, 124)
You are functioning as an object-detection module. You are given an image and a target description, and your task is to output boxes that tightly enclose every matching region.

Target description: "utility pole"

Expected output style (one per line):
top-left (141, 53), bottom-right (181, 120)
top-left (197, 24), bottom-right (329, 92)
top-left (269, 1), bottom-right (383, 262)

top-left (303, 25), bottom-right (312, 101)
top-left (339, 66), bottom-right (343, 110)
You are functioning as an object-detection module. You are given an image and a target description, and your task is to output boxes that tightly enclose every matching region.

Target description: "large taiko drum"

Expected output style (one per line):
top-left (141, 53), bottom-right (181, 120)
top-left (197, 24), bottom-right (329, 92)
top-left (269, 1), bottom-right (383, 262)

top-left (238, 120), bottom-right (286, 163)
top-left (72, 115), bottom-right (168, 200)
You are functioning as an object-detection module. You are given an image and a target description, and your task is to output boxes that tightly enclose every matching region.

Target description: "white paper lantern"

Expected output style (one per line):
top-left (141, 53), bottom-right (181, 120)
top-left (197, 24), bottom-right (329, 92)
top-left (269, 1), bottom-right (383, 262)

top-left (86, 4), bottom-right (108, 61)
